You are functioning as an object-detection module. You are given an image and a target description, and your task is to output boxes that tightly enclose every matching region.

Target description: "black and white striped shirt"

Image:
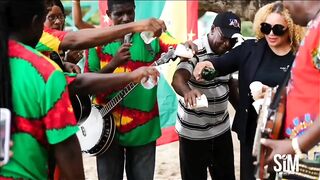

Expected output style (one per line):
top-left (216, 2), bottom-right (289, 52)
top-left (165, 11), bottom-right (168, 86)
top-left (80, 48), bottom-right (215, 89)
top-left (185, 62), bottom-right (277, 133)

top-left (175, 35), bottom-right (231, 140)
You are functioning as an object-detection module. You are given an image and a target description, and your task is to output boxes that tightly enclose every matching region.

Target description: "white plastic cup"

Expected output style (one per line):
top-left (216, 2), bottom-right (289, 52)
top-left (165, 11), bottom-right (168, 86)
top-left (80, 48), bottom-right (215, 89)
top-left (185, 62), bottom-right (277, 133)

top-left (140, 31), bottom-right (156, 44)
top-left (189, 94), bottom-right (208, 109)
top-left (249, 81), bottom-right (263, 100)
top-left (141, 76), bottom-right (157, 89)
top-left (174, 44), bottom-right (194, 58)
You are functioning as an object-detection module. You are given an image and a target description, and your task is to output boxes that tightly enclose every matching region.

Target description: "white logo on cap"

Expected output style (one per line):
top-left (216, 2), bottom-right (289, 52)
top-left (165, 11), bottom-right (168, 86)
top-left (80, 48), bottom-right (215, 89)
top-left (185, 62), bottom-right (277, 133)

top-left (229, 19), bottom-right (240, 28)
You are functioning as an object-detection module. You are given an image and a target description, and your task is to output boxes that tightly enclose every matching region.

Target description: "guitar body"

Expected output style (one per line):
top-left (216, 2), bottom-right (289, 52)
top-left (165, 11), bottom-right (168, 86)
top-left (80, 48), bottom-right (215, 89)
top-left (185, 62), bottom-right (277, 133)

top-left (253, 88), bottom-right (286, 180)
top-left (270, 89), bottom-right (286, 139)
top-left (76, 106), bottom-right (116, 156)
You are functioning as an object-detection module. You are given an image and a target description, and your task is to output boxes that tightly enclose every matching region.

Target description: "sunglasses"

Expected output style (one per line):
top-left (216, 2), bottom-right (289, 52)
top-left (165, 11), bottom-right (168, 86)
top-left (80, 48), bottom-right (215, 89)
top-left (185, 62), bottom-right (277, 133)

top-left (260, 22), bottom-right (287, 36)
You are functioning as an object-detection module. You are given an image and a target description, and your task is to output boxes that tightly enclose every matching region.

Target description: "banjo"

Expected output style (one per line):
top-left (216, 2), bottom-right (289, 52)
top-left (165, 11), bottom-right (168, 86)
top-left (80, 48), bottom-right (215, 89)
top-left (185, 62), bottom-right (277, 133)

top-left (77, 46), bottom-right (177, 156)
top-left (49, 51), bottom-right (91, 122)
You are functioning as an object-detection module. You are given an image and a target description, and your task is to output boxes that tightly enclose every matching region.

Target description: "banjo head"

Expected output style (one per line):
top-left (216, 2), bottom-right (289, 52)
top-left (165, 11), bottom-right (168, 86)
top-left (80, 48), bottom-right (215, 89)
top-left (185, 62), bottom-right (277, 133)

top-left (76, 106), bottom-right (116, 156)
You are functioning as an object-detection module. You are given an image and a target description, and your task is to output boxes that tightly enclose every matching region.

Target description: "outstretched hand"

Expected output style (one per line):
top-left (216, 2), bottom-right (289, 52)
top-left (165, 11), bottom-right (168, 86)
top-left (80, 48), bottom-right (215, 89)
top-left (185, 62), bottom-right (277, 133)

top-left (130, 66), bottom-right (160, 84)
top-left (260, 138), bottom-right (294, 165)
top-left (136, 18), bottom-right (166, 38)
top-left (193, 61), bottom-right (214, 81)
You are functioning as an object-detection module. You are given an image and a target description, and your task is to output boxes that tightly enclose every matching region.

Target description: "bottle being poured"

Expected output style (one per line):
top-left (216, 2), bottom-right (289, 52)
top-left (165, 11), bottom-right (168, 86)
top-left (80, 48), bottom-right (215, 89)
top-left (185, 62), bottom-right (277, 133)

top-left (201, 67), bottom-right (219, 81)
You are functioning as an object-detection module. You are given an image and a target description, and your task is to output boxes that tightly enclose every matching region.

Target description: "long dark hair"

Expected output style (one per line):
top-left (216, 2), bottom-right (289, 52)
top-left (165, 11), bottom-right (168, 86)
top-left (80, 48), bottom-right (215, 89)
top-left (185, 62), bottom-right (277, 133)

top-left (0, 1), bottom-right (12, 112)
top-left (0, 0), bottom-right (46, 124)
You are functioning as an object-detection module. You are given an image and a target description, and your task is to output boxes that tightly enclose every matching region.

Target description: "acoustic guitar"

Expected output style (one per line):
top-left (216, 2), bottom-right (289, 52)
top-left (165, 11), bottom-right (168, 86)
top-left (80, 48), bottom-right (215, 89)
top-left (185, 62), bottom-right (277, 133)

top-left (252, 87), bottom-right (286, 180)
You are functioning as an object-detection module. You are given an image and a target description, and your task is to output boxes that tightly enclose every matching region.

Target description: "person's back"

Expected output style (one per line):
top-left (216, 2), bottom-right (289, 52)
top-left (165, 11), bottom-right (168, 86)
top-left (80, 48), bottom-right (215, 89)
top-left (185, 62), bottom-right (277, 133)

top-left (1, 40), bottom-right (80, 179)
top-left (0, 1), bottom-right (84, 179)
top-left (83, 1), bottom-right (178, 179)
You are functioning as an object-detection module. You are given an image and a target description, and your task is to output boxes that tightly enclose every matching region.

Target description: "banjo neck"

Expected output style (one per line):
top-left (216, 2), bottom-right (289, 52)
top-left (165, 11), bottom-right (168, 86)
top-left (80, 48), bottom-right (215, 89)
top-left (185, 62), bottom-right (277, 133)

top-left (98, 46), bottom-right (176, 118)
top-left (99, 82), bottom-right (138, 118)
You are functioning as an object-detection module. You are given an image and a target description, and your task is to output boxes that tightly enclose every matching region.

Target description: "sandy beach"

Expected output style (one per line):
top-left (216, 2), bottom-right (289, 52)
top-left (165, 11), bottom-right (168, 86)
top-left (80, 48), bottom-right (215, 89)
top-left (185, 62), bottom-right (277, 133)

top-left (83, 105), bottom-right (240, 180)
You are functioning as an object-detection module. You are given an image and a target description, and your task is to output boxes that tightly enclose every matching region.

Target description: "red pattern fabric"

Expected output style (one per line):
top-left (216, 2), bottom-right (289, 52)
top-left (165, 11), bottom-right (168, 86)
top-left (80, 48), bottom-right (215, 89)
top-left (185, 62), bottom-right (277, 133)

top-left (43, 90), bottom-right (77, 129)
top-left (9, 40), bottom-right (56, 81)
top-left (15, 116), bottom-right (47, 146)
top-left (113, 103), bottom-right (159, 133)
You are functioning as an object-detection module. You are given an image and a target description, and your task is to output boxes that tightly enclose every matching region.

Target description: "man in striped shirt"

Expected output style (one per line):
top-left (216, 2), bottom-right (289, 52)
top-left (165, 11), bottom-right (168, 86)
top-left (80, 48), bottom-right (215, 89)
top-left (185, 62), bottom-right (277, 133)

top-left (172, 12), bottom-right (241, 180)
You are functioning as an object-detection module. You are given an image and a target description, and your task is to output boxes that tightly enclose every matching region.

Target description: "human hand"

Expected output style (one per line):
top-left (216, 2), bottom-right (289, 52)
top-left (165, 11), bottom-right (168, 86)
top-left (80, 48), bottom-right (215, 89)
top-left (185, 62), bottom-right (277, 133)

top-left (0, 141), bottom-right (13, 167)
top-left (130, 66), bottom-right (160, 84)
top-left (183, 40), bottom-right (198, 55)
top-left (112, 43), bottom-right (131, 67)
top-left (183, 89), bottom-right (202, 108)
top-left (193, 61), bottom-right (214, 81)
top-left (64, 50), bottom-right (83, 64)
top-left (135, 18), bottom-right (166, 38)
top-left (260, 138), bottom-right (294, 166)
top-left (63, 62), bottom-right (81, 74)
top-left (250, 81), bottom-right (269, 101)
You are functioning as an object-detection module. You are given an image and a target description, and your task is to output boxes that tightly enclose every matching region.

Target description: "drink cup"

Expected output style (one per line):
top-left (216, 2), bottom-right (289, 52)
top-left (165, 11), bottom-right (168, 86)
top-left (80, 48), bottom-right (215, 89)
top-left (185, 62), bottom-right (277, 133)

top-left (140, 31), bottom-right (156, 44)
top-left (141, 76), bottom-right (157, 89)
top-left (174, 44), bottom-right (194, 59)
top-left (249, 81), bottom-right (263, 100)
top-left (189, 94), bottom-right (208, 109)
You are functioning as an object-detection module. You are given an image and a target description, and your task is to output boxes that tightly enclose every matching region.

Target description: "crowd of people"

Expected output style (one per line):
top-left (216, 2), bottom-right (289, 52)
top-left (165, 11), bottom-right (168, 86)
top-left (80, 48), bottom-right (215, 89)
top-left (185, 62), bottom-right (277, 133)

top-left (0, 0), bottom-right (319, 180)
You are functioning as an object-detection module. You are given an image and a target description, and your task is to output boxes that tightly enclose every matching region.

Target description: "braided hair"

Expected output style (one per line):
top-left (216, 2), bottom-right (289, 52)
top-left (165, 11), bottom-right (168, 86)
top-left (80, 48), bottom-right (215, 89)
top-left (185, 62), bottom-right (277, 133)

top-left (0, 0), bottom-right (46, 125)
top-left (0, 1), bottom-right (12, 113)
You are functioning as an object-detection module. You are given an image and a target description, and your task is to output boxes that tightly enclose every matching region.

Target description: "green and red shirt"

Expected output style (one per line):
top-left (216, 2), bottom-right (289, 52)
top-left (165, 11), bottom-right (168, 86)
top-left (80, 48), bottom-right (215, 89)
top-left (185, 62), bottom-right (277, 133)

top-left (85, 32), bottom-right (178, 146)
top-left (0, 40), bottom-right (78, 180)
top-left (285, 15), bottom-right (320, 139)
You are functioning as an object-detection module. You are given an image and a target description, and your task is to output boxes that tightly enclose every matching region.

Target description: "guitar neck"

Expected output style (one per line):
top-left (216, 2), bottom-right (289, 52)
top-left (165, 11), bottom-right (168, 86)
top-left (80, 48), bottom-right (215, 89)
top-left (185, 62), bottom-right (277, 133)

top-left (252, 88), bottom-right (274, 180)
top-left (254, 143), bottom-right (268, 180)
top-left (252, 88), bottom-right (273, 156)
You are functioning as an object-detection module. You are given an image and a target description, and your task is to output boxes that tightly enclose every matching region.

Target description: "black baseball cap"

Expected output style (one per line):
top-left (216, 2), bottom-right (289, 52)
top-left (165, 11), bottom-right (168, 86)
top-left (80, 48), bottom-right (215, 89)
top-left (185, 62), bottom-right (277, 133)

top-left (213, 12), bottom-right (241, 38)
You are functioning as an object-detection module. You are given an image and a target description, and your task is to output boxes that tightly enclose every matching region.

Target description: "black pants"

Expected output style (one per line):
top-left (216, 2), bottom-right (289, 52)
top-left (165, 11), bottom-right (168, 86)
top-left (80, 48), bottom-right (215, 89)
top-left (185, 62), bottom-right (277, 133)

top-left (240, 142), bottom-right (256, 180)
top-left (179, 129), bottom-right (235, 180)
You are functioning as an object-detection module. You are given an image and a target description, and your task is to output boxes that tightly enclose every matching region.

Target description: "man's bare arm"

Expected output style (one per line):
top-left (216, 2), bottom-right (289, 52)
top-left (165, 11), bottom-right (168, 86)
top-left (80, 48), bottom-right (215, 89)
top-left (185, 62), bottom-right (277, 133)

top-left (60, 19), bottom-right (166, 51)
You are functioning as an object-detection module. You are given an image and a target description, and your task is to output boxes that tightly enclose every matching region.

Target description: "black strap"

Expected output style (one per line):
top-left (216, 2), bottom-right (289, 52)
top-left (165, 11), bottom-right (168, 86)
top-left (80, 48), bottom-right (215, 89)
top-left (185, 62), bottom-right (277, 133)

top-left (50, 51), bottom-right (66, 72)
top-left (144, 43), bottom-right (155, 57)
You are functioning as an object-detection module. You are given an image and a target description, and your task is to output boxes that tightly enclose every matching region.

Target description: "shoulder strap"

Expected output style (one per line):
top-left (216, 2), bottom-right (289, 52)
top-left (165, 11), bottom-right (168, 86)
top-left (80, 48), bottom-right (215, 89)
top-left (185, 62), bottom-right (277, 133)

top-left (144, 43), bottom-right (156, 57)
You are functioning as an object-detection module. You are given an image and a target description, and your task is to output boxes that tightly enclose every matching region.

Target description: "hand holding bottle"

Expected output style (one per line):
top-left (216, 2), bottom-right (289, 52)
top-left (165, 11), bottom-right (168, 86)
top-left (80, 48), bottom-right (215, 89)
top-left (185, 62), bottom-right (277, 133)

top-left (193, 61), bottom-right (215, 81)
